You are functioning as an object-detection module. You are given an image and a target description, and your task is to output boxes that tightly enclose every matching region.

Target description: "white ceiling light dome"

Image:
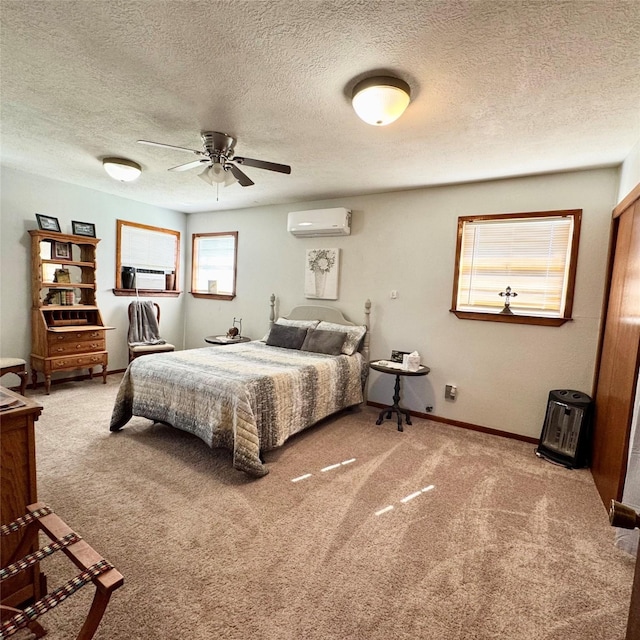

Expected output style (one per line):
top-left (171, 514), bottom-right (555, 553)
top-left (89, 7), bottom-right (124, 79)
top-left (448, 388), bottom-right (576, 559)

top-left (351, 76), bottom-right (411, 126)
top-left (103, 157), bottom-right (142, 182)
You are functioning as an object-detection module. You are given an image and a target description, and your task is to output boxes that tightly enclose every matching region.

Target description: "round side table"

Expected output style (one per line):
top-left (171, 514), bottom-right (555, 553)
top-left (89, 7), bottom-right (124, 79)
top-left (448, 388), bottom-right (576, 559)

top-left (369, 360), bottom-right (430, 432)
top-left (204, 336), bottom-right (251, 345)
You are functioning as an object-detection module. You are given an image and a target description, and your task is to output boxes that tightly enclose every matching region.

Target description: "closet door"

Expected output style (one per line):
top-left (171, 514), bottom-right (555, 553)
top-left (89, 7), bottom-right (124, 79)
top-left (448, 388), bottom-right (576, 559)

top-left (591, 188), bottom-right (640, 506)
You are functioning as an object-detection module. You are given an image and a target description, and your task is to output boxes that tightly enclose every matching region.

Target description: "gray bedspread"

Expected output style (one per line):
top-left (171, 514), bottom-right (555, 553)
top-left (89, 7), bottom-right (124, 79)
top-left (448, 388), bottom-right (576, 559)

top-left (110, 341), bottom-right (366, 476)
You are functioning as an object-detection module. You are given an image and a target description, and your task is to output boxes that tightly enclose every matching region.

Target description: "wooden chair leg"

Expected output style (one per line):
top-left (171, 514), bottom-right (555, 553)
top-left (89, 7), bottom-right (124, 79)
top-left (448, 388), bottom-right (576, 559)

top-left (75, 589), bottom-right (113, 640)
top-left (18, 370), bottom-right (27, 395)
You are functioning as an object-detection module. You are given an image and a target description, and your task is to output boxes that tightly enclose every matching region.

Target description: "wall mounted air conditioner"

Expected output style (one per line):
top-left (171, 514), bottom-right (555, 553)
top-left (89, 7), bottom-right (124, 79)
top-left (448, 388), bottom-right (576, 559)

top-left (287, 208), bottom-right (351, 237)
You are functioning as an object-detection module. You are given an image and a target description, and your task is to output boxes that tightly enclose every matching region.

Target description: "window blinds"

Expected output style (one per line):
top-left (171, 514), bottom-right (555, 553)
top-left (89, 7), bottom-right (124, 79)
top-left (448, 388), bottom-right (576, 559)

top-left (456, 216), bottom-right (574, 317)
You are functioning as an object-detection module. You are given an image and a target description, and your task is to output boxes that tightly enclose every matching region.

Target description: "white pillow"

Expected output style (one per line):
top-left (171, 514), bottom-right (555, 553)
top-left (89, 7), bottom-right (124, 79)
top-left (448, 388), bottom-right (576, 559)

top-left (262, 317), bottom-right (320, 341)
top-left (315, 321), bottom-right (367, 356)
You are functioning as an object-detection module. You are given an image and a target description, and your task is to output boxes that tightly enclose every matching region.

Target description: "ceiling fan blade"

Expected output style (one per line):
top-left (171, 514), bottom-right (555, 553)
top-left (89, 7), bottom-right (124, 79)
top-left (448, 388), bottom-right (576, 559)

top-left (233, 156), bottom-right (291, 174)
top-left (228, 163), bottom-right (255, 187)
top-left (168, 159), bottom-right (209, 172)
top-left (137, 140), bottom-right (205, 156)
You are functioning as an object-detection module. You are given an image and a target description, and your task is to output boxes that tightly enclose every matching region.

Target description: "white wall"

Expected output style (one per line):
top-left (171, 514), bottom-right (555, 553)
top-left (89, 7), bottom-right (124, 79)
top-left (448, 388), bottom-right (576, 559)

top-left (618, 138), bottom-right (640, 203)
top-left (0, 166), bottom-right (619, 440)
top-left (0, 167), bottom-right (187, 383)
top-left (185, 168), bottom-right (619, 439)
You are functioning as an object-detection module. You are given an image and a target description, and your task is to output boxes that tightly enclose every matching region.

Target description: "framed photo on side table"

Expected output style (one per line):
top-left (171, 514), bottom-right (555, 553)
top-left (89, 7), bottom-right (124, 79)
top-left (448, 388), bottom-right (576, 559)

top-left (35, 214), bottom-right (61, 232)
top-left (72, 221), bottom-right (96, 237)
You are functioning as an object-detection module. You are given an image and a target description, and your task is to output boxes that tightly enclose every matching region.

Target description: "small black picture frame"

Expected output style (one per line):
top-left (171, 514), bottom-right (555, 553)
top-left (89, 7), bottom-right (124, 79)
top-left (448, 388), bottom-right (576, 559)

top-left (391, 350), bottom-right (410, 363)
top-left (72, 221), bottom-right (96, 237)
top-left (36, 214), bottom-right (61, 233)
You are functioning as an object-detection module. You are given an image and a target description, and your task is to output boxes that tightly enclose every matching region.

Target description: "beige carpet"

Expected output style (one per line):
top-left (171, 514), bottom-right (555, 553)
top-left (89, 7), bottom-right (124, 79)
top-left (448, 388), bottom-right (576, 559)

top-left (14, 375), bottom-right (636, 639)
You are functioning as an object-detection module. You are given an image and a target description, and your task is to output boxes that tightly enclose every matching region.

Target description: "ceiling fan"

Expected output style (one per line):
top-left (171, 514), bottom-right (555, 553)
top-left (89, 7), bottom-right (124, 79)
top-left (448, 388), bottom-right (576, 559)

top-left (137, 131), bottom-right (291, 187)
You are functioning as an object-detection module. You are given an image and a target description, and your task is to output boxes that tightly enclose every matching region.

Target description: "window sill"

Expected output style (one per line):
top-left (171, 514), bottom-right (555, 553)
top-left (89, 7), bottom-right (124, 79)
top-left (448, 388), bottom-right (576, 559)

top-left (191, 292), bottom-right (236, 301)
top-left (112, 289), bottom-right (180, 297)
top-left (450, 310), bottom-right (571, 327)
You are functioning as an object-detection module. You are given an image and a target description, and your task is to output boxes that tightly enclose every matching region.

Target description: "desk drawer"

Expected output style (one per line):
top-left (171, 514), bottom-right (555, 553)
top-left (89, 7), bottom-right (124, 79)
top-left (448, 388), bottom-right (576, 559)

top-left (48, 330), bottom-right (103, 344)
top-left (51, 353), bottom-right (107, 370)
top-left (48, 340), bottom-right (105, 355)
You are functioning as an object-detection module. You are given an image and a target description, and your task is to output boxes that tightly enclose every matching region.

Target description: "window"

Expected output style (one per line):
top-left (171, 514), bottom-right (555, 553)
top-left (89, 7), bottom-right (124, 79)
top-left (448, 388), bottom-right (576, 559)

top-left (114, 220), bottom-right (180, 297)
top-left (451, 210), bottom-right (581, 326)
top-left (191, 232), bottom-right (238, 300)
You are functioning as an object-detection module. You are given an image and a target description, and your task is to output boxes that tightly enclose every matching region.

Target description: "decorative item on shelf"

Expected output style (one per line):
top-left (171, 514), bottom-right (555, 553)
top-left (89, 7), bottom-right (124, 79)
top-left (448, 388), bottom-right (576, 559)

top-left (121, 266), bottom-right (136, 289)
top-left (53, 241), bottom-right (72, 260)
top-left (53, 268), bottom-right (71, 283)
top-left (71, 220), bottom-right (96, 237)
top-left (499, 286), bottom-right (518, 315)
top-left (165, 272), bottom-right (176, 290)
top-left (44, 289), bottom-right (75, 306)
top-left (35, 213), bottom-right (61, 232)
top-left (208, 280), bottom-right (218, 294)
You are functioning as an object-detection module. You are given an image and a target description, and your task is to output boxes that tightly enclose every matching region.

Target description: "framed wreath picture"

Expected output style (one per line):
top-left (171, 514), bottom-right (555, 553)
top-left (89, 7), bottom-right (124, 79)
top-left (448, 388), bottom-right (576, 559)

top-left (35, 213), bottom-right (61, 233)
top-left (304, 248), bottom-right (340, 300)
top-left (72, 220), bottom-right (96, 237)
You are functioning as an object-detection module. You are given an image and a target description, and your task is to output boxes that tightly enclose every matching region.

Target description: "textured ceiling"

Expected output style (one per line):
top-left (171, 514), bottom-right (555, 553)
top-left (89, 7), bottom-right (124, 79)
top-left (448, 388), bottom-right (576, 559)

top-left (1, 0), bottom-right (639, 213)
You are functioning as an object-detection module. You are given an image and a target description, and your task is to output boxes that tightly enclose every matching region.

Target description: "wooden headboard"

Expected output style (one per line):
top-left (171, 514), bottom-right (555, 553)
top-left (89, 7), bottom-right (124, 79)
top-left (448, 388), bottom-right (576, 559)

top-left (267, 293), bottom-right (371, 362)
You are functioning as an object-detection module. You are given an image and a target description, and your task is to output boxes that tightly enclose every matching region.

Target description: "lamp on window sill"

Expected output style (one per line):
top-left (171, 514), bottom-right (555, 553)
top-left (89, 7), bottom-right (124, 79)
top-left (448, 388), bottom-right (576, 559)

top-left (103, 158), bottom-right (142, 182)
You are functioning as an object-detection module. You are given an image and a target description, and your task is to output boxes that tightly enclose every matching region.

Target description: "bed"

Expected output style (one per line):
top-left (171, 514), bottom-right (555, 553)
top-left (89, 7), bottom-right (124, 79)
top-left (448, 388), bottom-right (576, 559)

top-left (109, 297), bottom-right (371, 477)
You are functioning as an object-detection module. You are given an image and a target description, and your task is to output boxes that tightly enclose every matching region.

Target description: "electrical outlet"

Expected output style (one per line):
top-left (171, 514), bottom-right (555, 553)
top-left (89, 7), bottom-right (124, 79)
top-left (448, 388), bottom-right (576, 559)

top-left (445, 385), bottom-right (457, 400)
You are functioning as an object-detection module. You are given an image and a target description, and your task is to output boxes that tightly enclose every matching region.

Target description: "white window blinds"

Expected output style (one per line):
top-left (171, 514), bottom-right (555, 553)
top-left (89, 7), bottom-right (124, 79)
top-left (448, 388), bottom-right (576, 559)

top-left (456, 215), bottom-right (575, 317)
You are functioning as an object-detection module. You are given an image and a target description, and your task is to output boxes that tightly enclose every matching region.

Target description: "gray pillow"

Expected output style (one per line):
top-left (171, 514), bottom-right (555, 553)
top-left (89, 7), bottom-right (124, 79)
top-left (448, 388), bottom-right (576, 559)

top-left (265, 324), bottom-right (308, 349)
top-left (315, 322), bottom-right (367, 356)
top-left (301, 328), bottom-right (347, 355)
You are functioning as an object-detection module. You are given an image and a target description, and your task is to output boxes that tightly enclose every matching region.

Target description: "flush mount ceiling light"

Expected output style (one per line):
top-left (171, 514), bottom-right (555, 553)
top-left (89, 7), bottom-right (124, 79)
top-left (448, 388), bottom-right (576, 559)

top-left (103, 157), bottom-right (142, 182)
top-left (351, 76), bottom-right (411, 126)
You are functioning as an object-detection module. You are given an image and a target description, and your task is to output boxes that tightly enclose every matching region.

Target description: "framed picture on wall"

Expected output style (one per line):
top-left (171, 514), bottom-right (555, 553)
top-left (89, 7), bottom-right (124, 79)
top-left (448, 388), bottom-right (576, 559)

top-left (35, 214), bottom-right (61, 233)
top-left (304, 248), bottom-right (340, 300)
top-left (72, 220), bottom-right (96, 237)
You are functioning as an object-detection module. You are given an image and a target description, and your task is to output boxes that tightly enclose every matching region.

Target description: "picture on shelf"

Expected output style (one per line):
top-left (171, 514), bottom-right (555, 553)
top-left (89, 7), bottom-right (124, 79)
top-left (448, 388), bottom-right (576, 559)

top-left (72, 220), bottom-right (96, 237)
top-left (53, 241), bottom-right (72, 260)
top-left (35, 214), bottom-right (61, 233)
top-left (53, 268), bottom-right (71, 283)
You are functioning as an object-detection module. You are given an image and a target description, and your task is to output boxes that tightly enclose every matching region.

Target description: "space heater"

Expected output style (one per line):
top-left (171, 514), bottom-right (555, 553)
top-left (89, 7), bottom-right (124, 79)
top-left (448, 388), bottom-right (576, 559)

top-left (535, 389), bottom-right (593, 469)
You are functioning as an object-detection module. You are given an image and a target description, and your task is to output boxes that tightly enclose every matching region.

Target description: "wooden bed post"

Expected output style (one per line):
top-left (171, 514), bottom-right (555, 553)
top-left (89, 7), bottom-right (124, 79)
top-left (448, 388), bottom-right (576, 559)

top-left (269, 293), bottom-right (276, 328)
top-left (363, 299), bottom-right (371, 402)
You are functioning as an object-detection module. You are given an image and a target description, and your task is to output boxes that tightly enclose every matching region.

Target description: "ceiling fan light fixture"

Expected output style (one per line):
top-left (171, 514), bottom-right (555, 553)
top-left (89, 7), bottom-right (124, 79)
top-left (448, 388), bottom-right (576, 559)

top-left (351, 76), bottom-right (411, 126)
top-left (103, 157), bottom-right (142, 182)
top-left (198, 164), bottom-right (236, 187)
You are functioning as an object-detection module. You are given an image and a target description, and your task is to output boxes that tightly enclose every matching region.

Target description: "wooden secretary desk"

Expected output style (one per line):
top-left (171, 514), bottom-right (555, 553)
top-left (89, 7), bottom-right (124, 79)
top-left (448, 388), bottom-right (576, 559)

top-left (0, 386), bottom-right (45, 607)
top-left (29, 230), bottom-right (113, 394)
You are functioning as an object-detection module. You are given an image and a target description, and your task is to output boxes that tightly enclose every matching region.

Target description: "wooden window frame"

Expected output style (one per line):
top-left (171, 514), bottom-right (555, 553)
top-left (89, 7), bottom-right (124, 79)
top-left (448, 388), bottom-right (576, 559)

top-left (191, 232), bottom-right (238, 301)
top-left (450, 210), bottom-right (582, 327)
top-left (113, 220), bottom-right (180, 297)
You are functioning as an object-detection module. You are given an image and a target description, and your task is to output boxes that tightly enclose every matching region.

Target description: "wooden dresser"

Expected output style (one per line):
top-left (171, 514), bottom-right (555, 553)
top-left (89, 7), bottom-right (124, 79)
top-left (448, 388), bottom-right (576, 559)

top-left (0, 386), bottom-right (45, 607)
top-left (29, 229), bottom-right (113, 394)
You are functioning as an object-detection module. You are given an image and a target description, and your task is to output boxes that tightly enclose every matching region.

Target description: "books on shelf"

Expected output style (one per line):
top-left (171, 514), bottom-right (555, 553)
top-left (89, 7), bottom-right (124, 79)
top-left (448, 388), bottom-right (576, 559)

top-left (44, 289), bottom-right (75, 306)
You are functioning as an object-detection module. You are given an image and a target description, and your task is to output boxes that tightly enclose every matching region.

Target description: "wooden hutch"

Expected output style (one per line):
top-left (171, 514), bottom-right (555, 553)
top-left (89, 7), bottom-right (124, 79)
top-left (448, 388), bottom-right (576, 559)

top-left (29, 230), bottom-right (112, 394)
